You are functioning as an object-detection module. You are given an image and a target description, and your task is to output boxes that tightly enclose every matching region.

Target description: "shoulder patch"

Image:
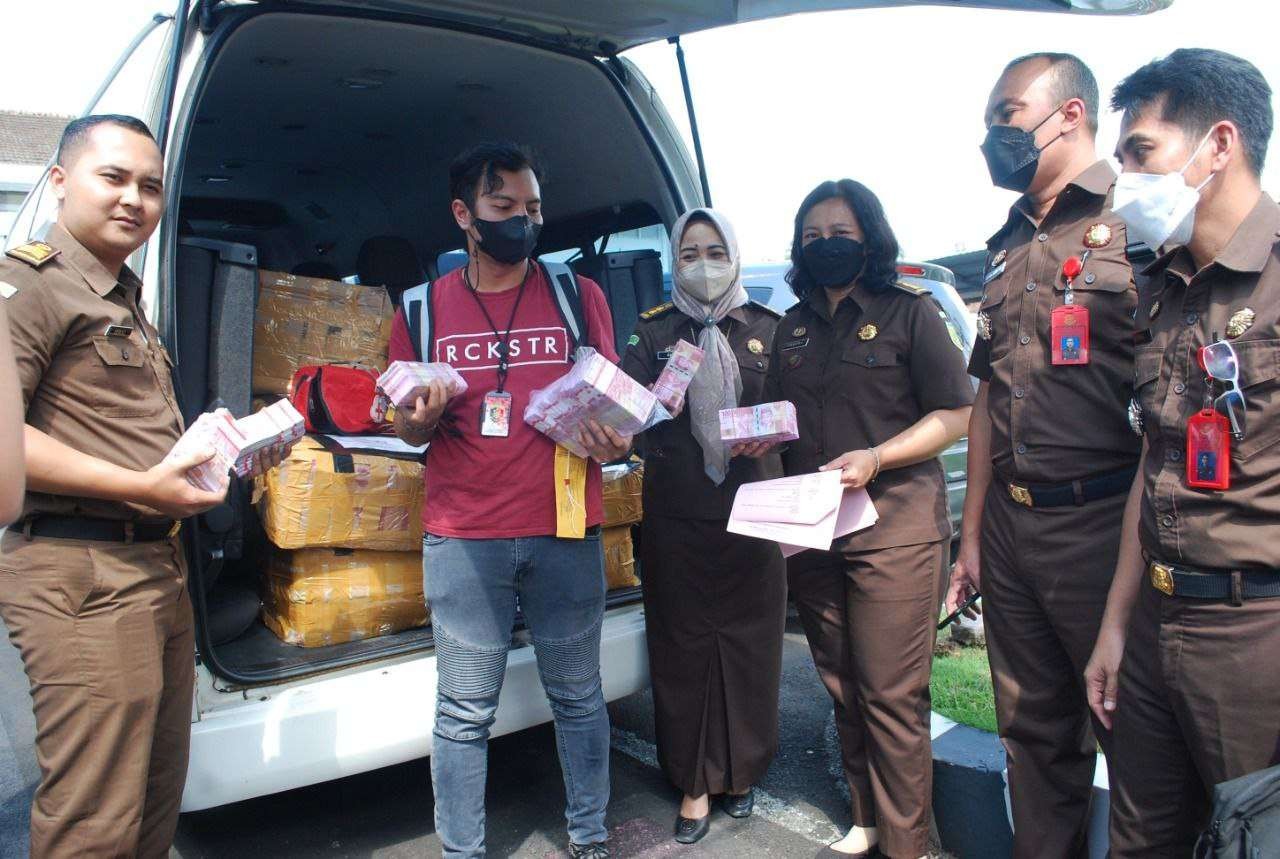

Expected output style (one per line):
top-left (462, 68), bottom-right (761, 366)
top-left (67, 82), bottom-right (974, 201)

top-left (639, 301), bottom-right (675, 320)
top-left (6, 241), bottom-right (59, 268)
top-left (891, 280), bottom-right (927, 296)
top-left (747, 299), bottom-right (783, 319)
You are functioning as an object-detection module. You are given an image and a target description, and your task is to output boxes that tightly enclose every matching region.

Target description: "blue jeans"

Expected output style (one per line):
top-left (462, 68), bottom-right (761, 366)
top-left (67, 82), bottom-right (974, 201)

top-left (423, 531), bottom-right (610, 858)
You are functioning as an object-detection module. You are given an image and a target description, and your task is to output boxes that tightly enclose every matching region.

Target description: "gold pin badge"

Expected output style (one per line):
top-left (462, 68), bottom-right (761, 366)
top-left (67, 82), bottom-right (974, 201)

top-left (1084, 223), bottom-right (1113, 249)
top-left (793, 326), bottom-right (807, 337)
top-left (1149, 300), bottom-right (1161, 320)
top-left (858, 324), bottom-right (878, 341)
top-left (788, 354), bottom-right (801, 368)
top-left (1226, 307), bottom-right (1256, 339)
top-left (991, 249), bottom-right (1007, 267)
top-left (976, 312), bottom-right (992, 341)
top-left (747, 338), bottom-right (765, 354)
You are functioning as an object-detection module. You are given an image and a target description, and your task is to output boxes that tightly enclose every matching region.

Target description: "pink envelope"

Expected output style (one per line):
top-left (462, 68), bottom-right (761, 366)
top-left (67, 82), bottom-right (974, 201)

top-left (726, 470), bottom-right (878, 553)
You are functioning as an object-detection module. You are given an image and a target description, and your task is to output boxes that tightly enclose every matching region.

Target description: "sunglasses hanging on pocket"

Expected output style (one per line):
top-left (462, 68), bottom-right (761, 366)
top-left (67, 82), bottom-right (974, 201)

top-left (1051, 254), bottom-right (1090, 366)
top-left (1186, 337), bottom-right (1246, 491)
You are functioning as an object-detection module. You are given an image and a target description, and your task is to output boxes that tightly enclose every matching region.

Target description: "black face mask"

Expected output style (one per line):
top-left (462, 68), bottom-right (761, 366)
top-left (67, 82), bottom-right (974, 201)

top-left (980, 105), bottom-right (1064, 193)
top-left (802, 236), bottom-right (866, 289)
top-left (471, 214), bottom-right (541, 265)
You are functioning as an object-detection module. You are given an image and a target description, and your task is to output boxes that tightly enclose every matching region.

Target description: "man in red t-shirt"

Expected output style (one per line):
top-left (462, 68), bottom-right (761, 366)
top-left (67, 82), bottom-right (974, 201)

top-left (390, 142), bottom-right (629, 859)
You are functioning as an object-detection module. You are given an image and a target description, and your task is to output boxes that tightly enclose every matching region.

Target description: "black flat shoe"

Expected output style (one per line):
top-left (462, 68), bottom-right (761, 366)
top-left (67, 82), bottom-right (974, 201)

top-left (723, 788), bottom-right (755, 818)
top-left (674, 813), bottom-right (710, 844)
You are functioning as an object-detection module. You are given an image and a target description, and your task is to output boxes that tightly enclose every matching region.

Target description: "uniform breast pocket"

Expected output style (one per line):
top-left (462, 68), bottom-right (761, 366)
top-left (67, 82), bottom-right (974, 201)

top-left (840, 344), bottom-right (907, 401)
top-left (1133, 344), bottom-right (1163, 423)
top-left (1231, 338), bottom-right (1280, 461)
top-left (977, 287), bottom-right (1008, 361)
top-left (738, 355), bottom-right (770, 401)
top-left (89, 335), bottom-right (161, 418)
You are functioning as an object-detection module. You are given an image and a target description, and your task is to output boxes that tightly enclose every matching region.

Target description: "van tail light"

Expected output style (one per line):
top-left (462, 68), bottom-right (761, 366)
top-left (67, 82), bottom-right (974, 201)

top-left (896, 264), bottom-right (926, 276)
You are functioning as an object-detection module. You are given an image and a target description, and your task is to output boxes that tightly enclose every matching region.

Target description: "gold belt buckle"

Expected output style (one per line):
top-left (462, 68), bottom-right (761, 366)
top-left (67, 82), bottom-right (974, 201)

top-left (1149, 562), bottom-right (1175, 596)
top-left (1008, 483), bottom-right (1033, 507)
top-left (167, 520), bottom-right (182, 539)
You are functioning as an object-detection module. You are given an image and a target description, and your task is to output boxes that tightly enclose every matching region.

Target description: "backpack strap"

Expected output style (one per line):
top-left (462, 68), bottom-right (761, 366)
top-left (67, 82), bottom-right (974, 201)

top-left (400, 280), bottom-right (432, 362)
top-left (539, 259), bottom-right (588, 352)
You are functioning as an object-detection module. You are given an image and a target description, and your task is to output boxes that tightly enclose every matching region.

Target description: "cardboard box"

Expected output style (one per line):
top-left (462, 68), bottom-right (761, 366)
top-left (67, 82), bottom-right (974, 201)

top-left (262, 547), bottom-right (429, 648)
top-left (256, 436), bottom-right (424, 551)
top-left (252, 270), bottom-right (394, 396)
top-left (602, 463), bottom-right (643, 528)
top-left (604, 525), bottom-right (639, 590)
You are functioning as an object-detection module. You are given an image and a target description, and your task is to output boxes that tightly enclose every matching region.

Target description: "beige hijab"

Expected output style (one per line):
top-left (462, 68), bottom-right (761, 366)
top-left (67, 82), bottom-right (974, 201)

top-left (669, 208), bottom-right (749, 485)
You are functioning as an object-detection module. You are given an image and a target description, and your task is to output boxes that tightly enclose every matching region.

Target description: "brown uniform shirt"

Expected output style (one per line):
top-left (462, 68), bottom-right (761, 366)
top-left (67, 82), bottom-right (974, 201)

top-left (969, 160), bottom-right (1142, 484)
top-left (764, 280), bottom-right (974, 551)
top-left (1134, 192), bottom-right (1280, 570)
top-left (3, 224), bottom-right (184, 523)
top-left (622, 301), bottom-right (783, 520)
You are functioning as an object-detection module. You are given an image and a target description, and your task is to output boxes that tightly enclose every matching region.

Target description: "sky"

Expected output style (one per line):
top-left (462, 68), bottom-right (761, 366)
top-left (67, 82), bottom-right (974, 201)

top-left (3, 0), bottom-right (1277, 263)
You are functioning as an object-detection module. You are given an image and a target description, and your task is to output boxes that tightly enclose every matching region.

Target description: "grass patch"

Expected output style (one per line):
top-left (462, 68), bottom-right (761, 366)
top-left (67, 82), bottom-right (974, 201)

top-left (930, 643), bottom-right (998, 734)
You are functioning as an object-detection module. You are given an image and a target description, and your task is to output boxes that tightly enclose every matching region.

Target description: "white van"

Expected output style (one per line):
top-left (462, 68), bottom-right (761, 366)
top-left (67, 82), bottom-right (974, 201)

top-left (4, 0), bottom-right (1165, 812)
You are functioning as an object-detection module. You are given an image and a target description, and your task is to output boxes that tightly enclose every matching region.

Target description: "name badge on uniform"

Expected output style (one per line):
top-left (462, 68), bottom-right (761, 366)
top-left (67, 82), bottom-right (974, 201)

top-left (1186, 409), bottom-right (1230, 490)
top-left (1050, 305), bottom-right (1090, 365)
top-left (982, 262), bottom-right (1006, 285)
top-left (480, 390), bottom-right (513, 438)
top-left (781, 338), bottom-right (808, 351)
top-left (104, 324), bottom-right (134, 338)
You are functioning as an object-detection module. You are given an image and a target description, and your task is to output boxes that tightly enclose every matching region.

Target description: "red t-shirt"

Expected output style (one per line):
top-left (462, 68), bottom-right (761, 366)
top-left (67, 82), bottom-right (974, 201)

top-left (387, 265), bottom-right (618, 538)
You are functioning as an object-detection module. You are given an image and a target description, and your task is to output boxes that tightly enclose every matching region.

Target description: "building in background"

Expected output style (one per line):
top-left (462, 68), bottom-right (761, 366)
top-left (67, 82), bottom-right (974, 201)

top-left (0, 111), bottom-right (71, 244)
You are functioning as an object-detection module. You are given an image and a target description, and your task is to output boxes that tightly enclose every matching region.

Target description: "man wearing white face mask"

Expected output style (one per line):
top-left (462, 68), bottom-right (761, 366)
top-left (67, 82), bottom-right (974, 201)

top-left (621, 209), bottom-right (786, 845)
top-left (1083, 48), bottom-right (1280, 857)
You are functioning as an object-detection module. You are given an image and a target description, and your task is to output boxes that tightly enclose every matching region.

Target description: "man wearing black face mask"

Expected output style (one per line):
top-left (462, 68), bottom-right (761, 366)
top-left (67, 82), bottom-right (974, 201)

top-left (946, 53), bottom-right (1146, 859)
top-left (387, 142), bottom-right (628, 859)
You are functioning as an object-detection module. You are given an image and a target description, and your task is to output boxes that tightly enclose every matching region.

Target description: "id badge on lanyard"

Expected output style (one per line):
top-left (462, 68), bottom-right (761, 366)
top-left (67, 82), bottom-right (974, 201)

top-left (1186, 409), bottom-right (1230, 490)
top-left (480, 389), bottom-right (513, 437)
top-left (1052, 254), bottom-right (1090, 366)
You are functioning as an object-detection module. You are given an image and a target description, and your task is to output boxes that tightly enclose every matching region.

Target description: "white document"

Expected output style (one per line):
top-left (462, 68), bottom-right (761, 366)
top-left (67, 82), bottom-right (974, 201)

top-left (727, 470), bottom-right (878, 553)
top-left (320, 434), bottom-right (428, 456)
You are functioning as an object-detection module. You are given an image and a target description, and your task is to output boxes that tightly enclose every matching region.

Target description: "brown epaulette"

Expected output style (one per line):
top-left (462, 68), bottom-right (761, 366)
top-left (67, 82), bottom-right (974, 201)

top-left (891, 280), bottom-right (927, 296)
top-left (639, 301), bottom-right (676, 321)
top-left (6, 241), bottom-right (59, 268)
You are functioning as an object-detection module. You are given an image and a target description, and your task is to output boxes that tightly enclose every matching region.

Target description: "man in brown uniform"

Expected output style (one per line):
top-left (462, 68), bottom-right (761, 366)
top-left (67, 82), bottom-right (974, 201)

top-left (946, 53), bottom-right (1143, 858)
top-left (1083, 49), bottom-right (1280, 857)
top-left (0, 115), bottom-right (229, 858)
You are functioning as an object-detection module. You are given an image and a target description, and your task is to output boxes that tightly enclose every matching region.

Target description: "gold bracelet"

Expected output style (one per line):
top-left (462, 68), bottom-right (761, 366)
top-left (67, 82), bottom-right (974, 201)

top-left (866, 447), bottom-right (881, 481)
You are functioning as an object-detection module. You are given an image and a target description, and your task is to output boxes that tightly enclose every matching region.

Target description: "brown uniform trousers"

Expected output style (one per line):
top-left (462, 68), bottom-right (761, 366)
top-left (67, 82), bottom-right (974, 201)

top-left (789, 540), bottom-right (949, 859)
top-left (1109, 193), bottom-right (1280, 855)
top-left (979, 485), bottom-right (1123, 857)
top-left (0, 532), bottom-right (193, 858)
top-left (969, 161), bottom-right (1142, 858)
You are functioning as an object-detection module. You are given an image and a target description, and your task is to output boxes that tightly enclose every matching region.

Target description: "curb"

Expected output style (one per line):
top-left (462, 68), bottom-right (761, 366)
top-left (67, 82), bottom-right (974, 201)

top-left (931, 718), bottom-right (1110, 858)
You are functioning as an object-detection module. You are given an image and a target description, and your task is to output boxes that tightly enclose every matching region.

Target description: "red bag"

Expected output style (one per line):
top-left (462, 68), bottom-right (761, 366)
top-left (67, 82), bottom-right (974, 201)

top-left (289, 365), bottom-right (382, 434)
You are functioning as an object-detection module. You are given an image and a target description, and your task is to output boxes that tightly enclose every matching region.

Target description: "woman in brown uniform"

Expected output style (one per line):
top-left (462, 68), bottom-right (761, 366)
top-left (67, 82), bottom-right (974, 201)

top-left (757, 181), bottom-right (973, 859)
top-left (622, 208), bottom-right (786, 845)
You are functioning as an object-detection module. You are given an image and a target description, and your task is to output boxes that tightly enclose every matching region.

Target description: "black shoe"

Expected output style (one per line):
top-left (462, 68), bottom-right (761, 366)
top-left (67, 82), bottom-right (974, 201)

top-left (723, 787), bottom-right (755, 818)
top-left (674, 813), bottom-right (710, 844)
top-left (568, 841), bottom-right (610, 858)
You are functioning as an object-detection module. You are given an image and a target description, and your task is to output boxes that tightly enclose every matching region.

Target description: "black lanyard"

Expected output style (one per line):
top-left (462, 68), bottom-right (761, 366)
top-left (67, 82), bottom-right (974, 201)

top-left (463, 261), bottom-right (532, 393)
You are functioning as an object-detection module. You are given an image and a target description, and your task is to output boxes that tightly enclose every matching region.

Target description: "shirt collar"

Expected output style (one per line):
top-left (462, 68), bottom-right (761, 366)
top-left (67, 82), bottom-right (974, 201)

top-left (989, 159), bottom-right (1117, 246)
top-left (1147, 192), bottom-right (1280, 281)
top-left (804, 285), bottom-right (863, 321)
top-left (47, 223), bottom-right (142, 298)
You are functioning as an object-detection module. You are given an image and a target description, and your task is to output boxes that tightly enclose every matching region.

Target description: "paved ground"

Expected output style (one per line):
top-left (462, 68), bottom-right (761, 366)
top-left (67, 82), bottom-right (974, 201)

top-left (0, 614), bottom-right (926, 859)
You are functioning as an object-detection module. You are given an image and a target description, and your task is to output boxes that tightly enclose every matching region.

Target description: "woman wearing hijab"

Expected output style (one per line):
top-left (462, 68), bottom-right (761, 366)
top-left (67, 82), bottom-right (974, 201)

top-left (748, 180), bottom-right (973, 859)
top-left (621, 208), bottom-right (786, 845)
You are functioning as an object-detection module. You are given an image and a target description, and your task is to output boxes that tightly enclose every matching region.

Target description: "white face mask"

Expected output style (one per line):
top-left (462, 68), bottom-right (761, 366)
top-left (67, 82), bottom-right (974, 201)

top-left (676, 258), bottom-right (736, 304)
top-left (1113, 130), bottom-right (1217, 251)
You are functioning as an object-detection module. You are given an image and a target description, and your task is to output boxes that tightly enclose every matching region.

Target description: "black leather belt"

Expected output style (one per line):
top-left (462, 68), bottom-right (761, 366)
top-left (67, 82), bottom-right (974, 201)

top-left (1004, 466), bottom-right (1137, 509)
top-left (1148, 560), bottom-right (1280, 602)
top-left (22, 515), bottom-right (180, 543)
